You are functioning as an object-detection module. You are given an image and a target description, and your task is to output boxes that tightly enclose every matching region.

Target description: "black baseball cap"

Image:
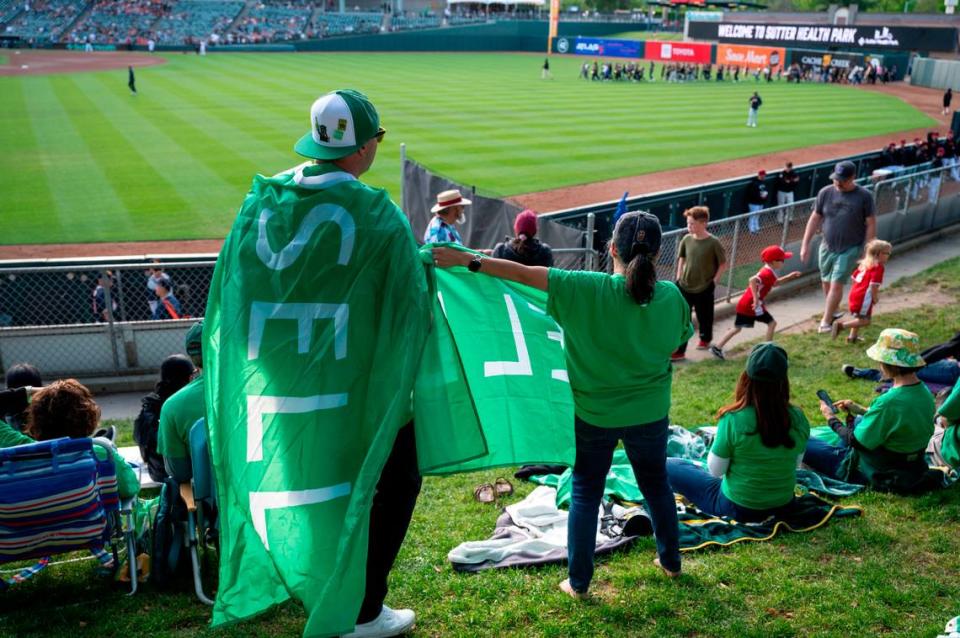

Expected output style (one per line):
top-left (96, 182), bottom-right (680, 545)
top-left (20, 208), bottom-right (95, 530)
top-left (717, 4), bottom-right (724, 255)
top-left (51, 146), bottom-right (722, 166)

top-left (746, 342), bottom-right (789, 382)
top-left (614, 211), bottom-right (662, 262)
top-left (830, 161), bottom-right (857, 181)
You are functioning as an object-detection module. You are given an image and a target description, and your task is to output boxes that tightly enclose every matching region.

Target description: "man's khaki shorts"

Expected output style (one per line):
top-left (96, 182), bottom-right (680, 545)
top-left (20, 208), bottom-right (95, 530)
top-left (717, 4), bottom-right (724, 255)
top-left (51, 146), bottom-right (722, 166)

top-left (819, 243), bottom-right (860, 283)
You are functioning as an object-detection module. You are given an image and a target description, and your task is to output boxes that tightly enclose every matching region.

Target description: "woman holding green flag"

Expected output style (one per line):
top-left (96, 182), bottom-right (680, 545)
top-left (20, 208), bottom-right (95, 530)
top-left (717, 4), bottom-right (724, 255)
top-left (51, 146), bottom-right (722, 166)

top-left (433, 211), bottom-right (693, 598)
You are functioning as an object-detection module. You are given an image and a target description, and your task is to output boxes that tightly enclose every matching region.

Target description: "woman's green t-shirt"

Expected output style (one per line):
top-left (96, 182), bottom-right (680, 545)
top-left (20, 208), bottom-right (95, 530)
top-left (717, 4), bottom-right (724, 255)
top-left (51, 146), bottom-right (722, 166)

top-left (546, 270), bottom-right (693, 427)
top-left (936, 382), bottom-right (960, 468)
top-left (712, 405), bottom-right (810, 510)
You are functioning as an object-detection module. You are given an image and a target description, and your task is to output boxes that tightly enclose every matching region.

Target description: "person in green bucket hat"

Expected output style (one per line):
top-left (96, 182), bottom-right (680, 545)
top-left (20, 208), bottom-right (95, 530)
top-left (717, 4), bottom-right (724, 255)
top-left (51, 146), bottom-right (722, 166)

top-left (803, 328), bottom-right (936, 492)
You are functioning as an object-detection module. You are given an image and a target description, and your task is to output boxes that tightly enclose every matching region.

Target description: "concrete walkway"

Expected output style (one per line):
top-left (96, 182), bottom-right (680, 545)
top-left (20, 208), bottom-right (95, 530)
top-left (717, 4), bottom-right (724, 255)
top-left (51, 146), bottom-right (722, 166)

top-left (678, 226), bottom-right (960, 364)
top-left (96, 227), bottom-right (960, 421)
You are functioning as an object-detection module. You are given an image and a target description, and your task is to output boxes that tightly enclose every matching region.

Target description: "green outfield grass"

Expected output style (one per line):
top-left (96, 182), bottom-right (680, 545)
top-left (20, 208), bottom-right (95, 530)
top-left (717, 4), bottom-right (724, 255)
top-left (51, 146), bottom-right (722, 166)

top-left (0, 257), bottom-right (957, 637)
top-left (0, 52), bottom-right (937, 245)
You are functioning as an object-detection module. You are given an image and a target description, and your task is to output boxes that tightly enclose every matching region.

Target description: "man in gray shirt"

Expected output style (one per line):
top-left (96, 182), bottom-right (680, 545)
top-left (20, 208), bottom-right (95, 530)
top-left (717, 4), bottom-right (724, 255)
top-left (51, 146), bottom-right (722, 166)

top-left (800, 161), bottom-right (877, 334)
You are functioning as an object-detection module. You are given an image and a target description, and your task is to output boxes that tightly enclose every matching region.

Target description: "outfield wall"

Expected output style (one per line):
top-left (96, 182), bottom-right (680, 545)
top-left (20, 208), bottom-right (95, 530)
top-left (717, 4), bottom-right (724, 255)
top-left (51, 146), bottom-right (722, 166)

top-left (293, 21), bottom-right (643, 53)
top-left (911, 58), bottom-right (960, 91)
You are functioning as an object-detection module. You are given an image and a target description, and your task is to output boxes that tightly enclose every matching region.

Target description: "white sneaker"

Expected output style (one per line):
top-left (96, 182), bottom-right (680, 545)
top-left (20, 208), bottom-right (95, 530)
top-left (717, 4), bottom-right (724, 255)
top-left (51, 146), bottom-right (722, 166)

top-left (344, 606), bottom-right (416, 638)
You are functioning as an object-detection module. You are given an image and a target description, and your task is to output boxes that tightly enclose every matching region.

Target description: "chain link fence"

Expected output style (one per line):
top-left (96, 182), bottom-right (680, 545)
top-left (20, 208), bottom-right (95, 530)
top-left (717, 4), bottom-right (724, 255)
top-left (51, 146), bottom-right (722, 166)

top-left (2, 164), bottom-right (958, 379)
top-left (0, 261), bottom-right (215, 378)
top-left (548, 163), bottom-right (960, 302)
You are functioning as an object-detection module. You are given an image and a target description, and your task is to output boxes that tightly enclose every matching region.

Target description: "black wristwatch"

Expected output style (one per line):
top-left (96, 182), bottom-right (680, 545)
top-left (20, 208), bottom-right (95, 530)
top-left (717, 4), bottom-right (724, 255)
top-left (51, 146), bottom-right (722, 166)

top-left (468, 254), bottom-right (484, 272)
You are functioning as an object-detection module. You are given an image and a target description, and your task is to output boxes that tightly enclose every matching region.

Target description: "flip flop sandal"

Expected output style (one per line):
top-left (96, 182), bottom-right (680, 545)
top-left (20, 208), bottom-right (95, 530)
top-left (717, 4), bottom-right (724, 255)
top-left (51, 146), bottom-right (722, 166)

top-left (494, 477), bottom-right (514, 497)
top-left (474, 483), bottom-right (496, 504)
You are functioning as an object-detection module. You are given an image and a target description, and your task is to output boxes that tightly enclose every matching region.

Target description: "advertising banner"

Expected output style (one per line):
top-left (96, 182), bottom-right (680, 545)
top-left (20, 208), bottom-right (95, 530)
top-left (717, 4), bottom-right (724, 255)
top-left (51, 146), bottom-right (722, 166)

top-left (644, 40), bottom-right (712, 64)
top-left (788, 49), bottom-right (866, 70)
top-left (689, 21), bottom-right (957, 52)
top-left (571, 37), bottom-right (643, 59)
top-left (548, 0), bottom-right (559, 44)
top-left (716, 44), bottom-right (786, 68)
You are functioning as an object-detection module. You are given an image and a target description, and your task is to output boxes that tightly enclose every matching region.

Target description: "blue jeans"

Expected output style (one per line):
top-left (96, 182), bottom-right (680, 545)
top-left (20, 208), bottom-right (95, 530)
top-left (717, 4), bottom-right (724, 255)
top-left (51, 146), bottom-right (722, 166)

top-left (567, 416), bottom-right (680, 593)
top-left (747, 203), bottom-right (763, 233)
top-left (851, 360), bottom-right (959, 385)
top-left (802, 435), bottom-right (867, 485)
top-left (665, 458), bottom-right (790, 522)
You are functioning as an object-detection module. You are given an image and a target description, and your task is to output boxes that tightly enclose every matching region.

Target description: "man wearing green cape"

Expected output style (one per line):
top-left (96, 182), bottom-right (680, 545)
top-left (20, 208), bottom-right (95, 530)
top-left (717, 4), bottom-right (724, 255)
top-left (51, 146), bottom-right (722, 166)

top-left (205, 89), bottom-right (430, 638)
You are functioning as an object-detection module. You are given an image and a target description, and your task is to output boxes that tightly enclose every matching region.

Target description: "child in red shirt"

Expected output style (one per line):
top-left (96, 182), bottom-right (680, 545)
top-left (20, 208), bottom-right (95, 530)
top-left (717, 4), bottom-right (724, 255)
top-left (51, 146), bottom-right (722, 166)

top-left (831, 239), bottom-right (892, 343)
top-left (709, 245), bottom-right (801, 360)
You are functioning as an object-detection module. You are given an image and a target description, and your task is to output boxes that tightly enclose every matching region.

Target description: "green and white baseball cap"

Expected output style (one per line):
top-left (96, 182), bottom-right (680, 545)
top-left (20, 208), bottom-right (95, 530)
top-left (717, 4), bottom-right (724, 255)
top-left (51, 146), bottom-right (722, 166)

top-left (294, 89), bottom-right (383, 161)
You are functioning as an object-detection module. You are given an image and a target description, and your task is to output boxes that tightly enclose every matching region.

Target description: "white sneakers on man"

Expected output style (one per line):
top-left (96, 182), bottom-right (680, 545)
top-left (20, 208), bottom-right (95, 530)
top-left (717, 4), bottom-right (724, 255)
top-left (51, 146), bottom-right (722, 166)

top-left (343, 606), bottom-right (415, 638)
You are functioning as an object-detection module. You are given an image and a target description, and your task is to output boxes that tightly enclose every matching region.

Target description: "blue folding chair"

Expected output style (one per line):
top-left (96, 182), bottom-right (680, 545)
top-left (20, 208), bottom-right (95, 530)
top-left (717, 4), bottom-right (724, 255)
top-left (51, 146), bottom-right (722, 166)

top-left (0, 437), bottom-right (138, 593)
top-left (174, 418), bottom-right (217, 605)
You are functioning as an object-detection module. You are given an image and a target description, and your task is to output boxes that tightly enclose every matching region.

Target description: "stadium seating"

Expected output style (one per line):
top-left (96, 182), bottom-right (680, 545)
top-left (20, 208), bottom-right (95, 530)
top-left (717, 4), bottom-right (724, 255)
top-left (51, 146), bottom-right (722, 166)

top-left (233, 1), bottom-right (311, 44)
top-left (63, 0), bottom-right (164, 45)
top-left (4, 0), bottom-right (89, 44)
top-left (0, 0), bottom-right (24, 26)
top-left (390, 13), bottom-right (440, 31)
top-left (314, 10), bottom-right (381, 36)
top-left (152, 0), bottom-right (243, 44)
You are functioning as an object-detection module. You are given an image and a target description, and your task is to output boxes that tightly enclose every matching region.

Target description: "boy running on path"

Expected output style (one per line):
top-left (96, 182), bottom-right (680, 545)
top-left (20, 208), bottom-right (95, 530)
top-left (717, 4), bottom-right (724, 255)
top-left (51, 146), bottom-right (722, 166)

top-left (710, 245), bottom-right (801, 360)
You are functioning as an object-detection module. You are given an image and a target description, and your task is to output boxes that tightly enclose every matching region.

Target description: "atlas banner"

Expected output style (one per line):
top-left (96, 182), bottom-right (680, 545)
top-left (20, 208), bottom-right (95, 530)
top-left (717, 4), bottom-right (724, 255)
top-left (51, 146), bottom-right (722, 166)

top-left (570, 37), bottom-right (643, 59)
top-left (548, 0), bottom-right (559, 41)
top-left (688, 21), bottom-right (958, 52)
top-left (789, 49), bottom-right (866, 70)
top-left (644, 40), bottom-right (712, 64)
top-left (716, 44), bottom-right (786, 69)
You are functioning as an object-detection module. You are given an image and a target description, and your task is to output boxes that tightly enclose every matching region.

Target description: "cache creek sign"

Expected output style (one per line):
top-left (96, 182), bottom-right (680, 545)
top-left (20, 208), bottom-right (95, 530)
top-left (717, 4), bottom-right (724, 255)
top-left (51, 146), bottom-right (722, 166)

top-left (688, 21), bottom-right (957, 52)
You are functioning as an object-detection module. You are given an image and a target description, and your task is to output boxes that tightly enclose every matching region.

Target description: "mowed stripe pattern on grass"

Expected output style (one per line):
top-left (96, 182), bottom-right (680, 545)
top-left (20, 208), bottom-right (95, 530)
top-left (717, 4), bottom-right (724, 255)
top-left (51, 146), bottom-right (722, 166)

top-left (0, 52), bottom-right (936, 245)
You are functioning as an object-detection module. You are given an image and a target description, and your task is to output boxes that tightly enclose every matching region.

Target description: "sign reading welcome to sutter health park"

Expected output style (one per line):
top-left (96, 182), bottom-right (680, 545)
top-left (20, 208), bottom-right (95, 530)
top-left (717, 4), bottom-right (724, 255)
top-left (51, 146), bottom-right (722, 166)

top-left (571, 37), bottom-right (643, 58)
top-left (689, 21), bottom-right (957, 52)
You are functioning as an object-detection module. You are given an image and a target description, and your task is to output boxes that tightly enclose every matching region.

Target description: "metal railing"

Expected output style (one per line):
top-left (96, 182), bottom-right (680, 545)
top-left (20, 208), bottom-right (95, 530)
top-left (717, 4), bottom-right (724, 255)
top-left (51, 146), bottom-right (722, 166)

top-left (542, 163), bottom-right (960, 304)
top-left (1, 164), bottom-right (958, 378)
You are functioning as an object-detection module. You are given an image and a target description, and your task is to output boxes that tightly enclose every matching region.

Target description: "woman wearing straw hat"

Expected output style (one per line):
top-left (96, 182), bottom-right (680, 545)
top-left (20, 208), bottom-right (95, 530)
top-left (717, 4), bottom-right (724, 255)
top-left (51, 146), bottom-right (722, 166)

top-left (803, 328), bottom-right (935, 491)
top-left (423, 189), bottom-right (471, 245)
top-left (433, 211), bottom-right (692, 598)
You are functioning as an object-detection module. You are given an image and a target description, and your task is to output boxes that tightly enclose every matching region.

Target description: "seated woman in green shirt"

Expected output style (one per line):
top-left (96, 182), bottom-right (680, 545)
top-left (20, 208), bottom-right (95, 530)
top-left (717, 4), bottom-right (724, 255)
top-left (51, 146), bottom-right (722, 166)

top-left (24, 379), bottom-right (140, 500)
top-left (434, 211), bottom-right (693, 599)
top-left (667, 342), bottom-right (809, 521)
top-left (929, 381), bottom-right (960, 470)
top-left (804, 329), bottom-right (935, 490)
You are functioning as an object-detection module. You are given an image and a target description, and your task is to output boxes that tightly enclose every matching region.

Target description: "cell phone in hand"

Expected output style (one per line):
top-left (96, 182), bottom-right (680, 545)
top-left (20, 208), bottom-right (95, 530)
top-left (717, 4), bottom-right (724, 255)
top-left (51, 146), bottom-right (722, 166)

top-left (816, 389), bottom-right (838, 413)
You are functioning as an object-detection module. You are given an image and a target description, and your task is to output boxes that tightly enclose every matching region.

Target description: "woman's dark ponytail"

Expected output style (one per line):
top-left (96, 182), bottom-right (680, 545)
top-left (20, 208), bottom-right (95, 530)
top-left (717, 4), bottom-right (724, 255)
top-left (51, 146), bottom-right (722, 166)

top-left (613, 211), bottom-right (662, 304)
top-left (624, 250), bottom-right (657, 305)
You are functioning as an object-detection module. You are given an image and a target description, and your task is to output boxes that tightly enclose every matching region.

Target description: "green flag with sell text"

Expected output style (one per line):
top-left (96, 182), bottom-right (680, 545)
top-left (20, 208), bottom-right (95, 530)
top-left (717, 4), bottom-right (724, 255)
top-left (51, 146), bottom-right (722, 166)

top-left (415, 245), bottom-right (576, 474)
top-left (204, 164), bottom-right (431, 637)
top-left (205, 170), bottom-right (574, 637)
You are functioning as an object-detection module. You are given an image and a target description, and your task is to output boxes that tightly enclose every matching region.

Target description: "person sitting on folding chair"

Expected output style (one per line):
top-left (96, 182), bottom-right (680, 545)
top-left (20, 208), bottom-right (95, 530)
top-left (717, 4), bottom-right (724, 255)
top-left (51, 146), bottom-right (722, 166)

top-left (158, 322), bottom-right (206, 483)
top-left (24, 380), bottom-right (140, 500)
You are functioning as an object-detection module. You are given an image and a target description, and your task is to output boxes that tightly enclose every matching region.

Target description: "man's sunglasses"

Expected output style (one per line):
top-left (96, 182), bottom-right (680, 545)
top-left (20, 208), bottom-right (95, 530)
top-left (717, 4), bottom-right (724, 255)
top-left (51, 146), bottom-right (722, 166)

top-left (374, 127), bottom-right (386, 143)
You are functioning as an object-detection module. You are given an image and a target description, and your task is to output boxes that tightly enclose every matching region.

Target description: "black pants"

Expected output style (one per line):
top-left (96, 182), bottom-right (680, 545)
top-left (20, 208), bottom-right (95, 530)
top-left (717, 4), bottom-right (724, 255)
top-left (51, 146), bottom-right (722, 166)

top-left (357, 422), bottom-right (422, 623)
top-left (676, 283), bottom-right (715, 354)
top-left (922, 331), bottom-right (960, 366)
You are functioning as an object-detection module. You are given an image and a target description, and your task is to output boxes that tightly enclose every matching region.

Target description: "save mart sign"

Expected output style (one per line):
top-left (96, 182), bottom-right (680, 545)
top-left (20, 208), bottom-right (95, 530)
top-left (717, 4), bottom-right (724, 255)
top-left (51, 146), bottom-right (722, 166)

top-left (688, 21), bottom-right (957, 52)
